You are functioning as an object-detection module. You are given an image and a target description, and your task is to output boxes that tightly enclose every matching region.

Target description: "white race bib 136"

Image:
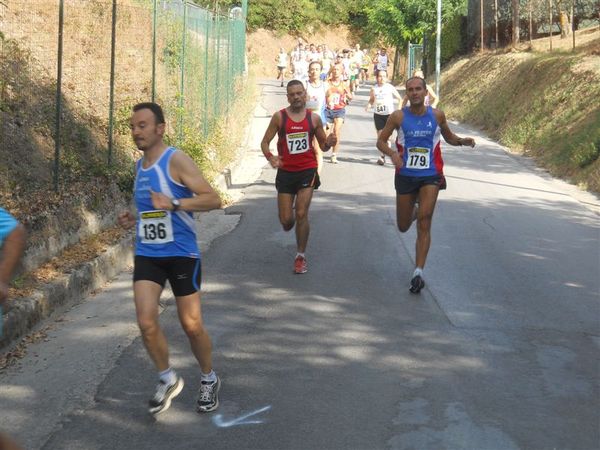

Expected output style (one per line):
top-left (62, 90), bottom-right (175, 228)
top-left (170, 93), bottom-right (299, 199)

top-left (139, 210), bottom-right (174, 244)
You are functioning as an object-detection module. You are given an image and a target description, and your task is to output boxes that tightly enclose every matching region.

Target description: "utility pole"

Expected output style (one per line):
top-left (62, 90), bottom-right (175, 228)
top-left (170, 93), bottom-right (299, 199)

top-left (435, 0), bottom-right (441, 98)
top-left (480, 0), bottom-right (484, 51)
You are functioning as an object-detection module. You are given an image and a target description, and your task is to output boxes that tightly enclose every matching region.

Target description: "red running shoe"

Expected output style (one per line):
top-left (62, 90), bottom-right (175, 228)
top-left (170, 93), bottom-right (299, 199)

top-left (294, 255), bottom-right (308, 274)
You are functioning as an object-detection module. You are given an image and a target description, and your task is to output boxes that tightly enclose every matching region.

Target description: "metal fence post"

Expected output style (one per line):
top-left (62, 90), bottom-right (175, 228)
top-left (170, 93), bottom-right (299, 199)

top-left (152, 0), bottom-right (157, 102)
top-left (108, 0), bottom-right (117, 165)
top-left (214, 15), bottom-right (221, 119)
top-left (203, 12), bottom-right (211, 137)
top-left (178, 1), bottom-right (187, 143)
top-left (53, 0), bottom-right (65, 192)
top-left (226, 24), bottom-right (231, 111)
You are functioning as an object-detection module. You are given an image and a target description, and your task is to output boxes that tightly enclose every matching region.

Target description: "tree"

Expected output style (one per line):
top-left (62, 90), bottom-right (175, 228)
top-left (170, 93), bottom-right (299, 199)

top-left (362, 0), bottom-right (465, 79)
top-left (512, 0), bottom-right (520, 45)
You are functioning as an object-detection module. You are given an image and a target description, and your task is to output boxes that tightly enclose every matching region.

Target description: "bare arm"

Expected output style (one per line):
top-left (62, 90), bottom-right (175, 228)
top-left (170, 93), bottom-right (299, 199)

top-left (260, 112), bottom-right (283, 168)
top-left (392, 88), bottom-right (403, 103)
top-left (401, 94), bottom-right (409, 108)
top-left (434, 109), bottom-right (475, 147)
top-left (345, 83), bottom-right (353, 101)
top-left (0, 223), bottom-right (26, 304)
top-left (376, 110), bottom-right (403, 168)
top-left (313, 115), bottom-right (336, 151)
top-left (427, 86), bottom-right (439, 108)
top-left (365, 88), bottom-right (375, 111)
top-left (151, 151), bottom-right (221, 212)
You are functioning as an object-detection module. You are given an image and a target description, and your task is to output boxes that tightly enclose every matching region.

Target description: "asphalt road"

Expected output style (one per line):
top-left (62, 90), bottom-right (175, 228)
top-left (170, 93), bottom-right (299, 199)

top-left (1, 80), bottom-right (599, 450)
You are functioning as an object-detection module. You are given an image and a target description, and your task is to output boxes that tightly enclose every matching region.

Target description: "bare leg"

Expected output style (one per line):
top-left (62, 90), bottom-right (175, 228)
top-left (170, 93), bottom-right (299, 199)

top-left (396, 193), bottom-right (419, 233)
top-left (414, 185), bottom-right (439, 269)
top-left (176, 292), bottom-right (212, 373)
top-left (294, 187), bottom-right (315, 253)
top-left (134, 280), bottom-right (170, 371)
top-left (332, 117), bottom-right (344, 158)
top-left (277, 193), bottom-right (295, 231)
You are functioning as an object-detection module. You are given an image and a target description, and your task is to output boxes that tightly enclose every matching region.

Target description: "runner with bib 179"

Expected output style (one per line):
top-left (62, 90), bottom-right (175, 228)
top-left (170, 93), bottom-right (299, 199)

top-left (376, 77), bottom-right (475, 294)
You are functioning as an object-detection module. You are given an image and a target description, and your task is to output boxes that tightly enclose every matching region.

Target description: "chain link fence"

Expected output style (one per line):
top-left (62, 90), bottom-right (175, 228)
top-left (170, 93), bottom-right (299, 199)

top-left (0, 0), bottom-right (247, 192)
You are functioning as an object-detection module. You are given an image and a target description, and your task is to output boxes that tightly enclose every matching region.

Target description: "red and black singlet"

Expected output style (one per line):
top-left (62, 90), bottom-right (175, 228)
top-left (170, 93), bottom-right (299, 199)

top-left (276, 109), bottom-right (317, 172)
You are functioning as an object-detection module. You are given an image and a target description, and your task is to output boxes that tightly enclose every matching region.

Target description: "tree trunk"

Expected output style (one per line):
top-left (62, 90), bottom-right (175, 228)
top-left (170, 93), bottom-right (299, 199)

top-left (529, 0), bottom-right (533, 44)
top-left (549, 0), bottom-right (553, 51)
top-left (560, 11), bottom-right (571, 37)
top-left (480, 0), bottom-right (484, 51)
top-left (393, 46), bottom-right (402, 84)
top-left (512, 0), bottom-right (520, 46)
top-left (495, 0), bottom-right (499, 47)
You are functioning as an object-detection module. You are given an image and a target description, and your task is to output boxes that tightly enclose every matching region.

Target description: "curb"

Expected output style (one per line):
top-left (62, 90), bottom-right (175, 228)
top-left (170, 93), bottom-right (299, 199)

top-left (1, 91), bottom-right (269, 351)
top-left (0, 234), bottom-right (134, 349)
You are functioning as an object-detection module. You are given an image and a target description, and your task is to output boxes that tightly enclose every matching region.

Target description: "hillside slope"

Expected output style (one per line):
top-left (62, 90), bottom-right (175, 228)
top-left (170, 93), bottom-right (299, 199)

top-left (440, 35), bottom-right (600, 193)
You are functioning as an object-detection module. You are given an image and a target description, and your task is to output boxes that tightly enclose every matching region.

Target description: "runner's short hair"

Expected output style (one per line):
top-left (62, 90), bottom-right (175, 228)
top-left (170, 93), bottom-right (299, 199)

top-left (309, 61), bottom-right (322, 71)
top-left (406, 76), bottom-right (427, 89)
top-left (286, 79), bottom-right (305, 91)
top-left (133, 102), bottom-right (165, 124)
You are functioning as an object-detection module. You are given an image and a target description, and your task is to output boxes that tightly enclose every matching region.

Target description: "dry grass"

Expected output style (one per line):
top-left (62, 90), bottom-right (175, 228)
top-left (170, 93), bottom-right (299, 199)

top-left (442, 31), bottom-right (600, 192)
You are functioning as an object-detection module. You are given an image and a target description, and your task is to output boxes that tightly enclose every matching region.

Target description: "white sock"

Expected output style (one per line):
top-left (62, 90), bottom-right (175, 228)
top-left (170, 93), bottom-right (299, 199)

top-left (413, 267), bottom-right (423, 278)
top-left (296, 252), bottom-right (305, 259)
top-left (159, 367), bottom-right (177, 385)
top-left (201, 370), bottom-right (217, 383)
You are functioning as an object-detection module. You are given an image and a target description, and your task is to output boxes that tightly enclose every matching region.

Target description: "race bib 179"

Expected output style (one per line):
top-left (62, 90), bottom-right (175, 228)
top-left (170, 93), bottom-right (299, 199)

top-left (406, 147), bottom-right (431, 169)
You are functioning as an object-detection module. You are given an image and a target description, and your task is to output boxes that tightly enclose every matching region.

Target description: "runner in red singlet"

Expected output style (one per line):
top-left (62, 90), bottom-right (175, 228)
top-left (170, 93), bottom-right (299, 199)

top-left (260, 80), bottom-right (337, 274)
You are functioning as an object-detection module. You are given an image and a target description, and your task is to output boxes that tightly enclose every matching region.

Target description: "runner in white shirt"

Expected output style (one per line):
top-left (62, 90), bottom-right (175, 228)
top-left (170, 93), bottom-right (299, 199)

top-left (306, 61), bottom-right (328, 173)
top-left (353, 44), bottom-right (364, 86)
top-left (348, 50), bottom-right (361, 94)
top-left (365, 70), bottom-right (403, 165)
top-left (291, 43), bottom-right (306, 65)
top-left (275, 47), bottom-right (288, 87)
top-left (374, 48), bottom-right (389, 74)
top-left (320, 47), bottom-right (332, 81)
top-left (292, 58), bottom-right (309, 85)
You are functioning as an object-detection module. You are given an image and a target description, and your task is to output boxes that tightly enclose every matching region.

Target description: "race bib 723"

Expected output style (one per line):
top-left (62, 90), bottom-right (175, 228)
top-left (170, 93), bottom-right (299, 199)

top-left (286, 132), bottom-right (310, 154)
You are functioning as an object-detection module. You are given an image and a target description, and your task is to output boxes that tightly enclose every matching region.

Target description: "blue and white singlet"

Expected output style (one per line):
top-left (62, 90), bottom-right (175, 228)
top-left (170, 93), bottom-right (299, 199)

top-left (134, 147), bottom-right (199, 258)
top-left (396, 106), bottom-right (444, 178)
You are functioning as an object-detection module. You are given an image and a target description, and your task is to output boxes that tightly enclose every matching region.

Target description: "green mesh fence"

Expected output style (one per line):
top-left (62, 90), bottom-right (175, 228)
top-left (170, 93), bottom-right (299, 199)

top-left (0, 0), bottom-right (247, 192)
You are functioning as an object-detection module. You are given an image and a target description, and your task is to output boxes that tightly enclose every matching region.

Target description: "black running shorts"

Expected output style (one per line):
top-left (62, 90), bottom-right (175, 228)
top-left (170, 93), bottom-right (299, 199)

top-left (276, 168), bottom-right (320, 195)
top-left (373, 113), bottom-right (390, 131)
top-left (394, 174), bottom-right (447, 195)
top-left (133, 256), bottom-right (202, 297)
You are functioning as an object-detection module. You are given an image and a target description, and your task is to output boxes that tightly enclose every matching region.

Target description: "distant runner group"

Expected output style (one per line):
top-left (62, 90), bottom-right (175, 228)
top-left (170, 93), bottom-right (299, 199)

top-left (266, 39), bottom-right (475, 295)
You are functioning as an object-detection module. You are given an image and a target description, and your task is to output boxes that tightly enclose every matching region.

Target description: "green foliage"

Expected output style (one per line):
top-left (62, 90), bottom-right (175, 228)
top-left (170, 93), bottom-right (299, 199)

top-left (363, 0), bottom-right (466, 47)
top-left (568, 115), bottom-right (600, 169)
top-left (247, 0), bottom-right (318, 33)
top-left (439, 13), bottom-right (464, 64)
